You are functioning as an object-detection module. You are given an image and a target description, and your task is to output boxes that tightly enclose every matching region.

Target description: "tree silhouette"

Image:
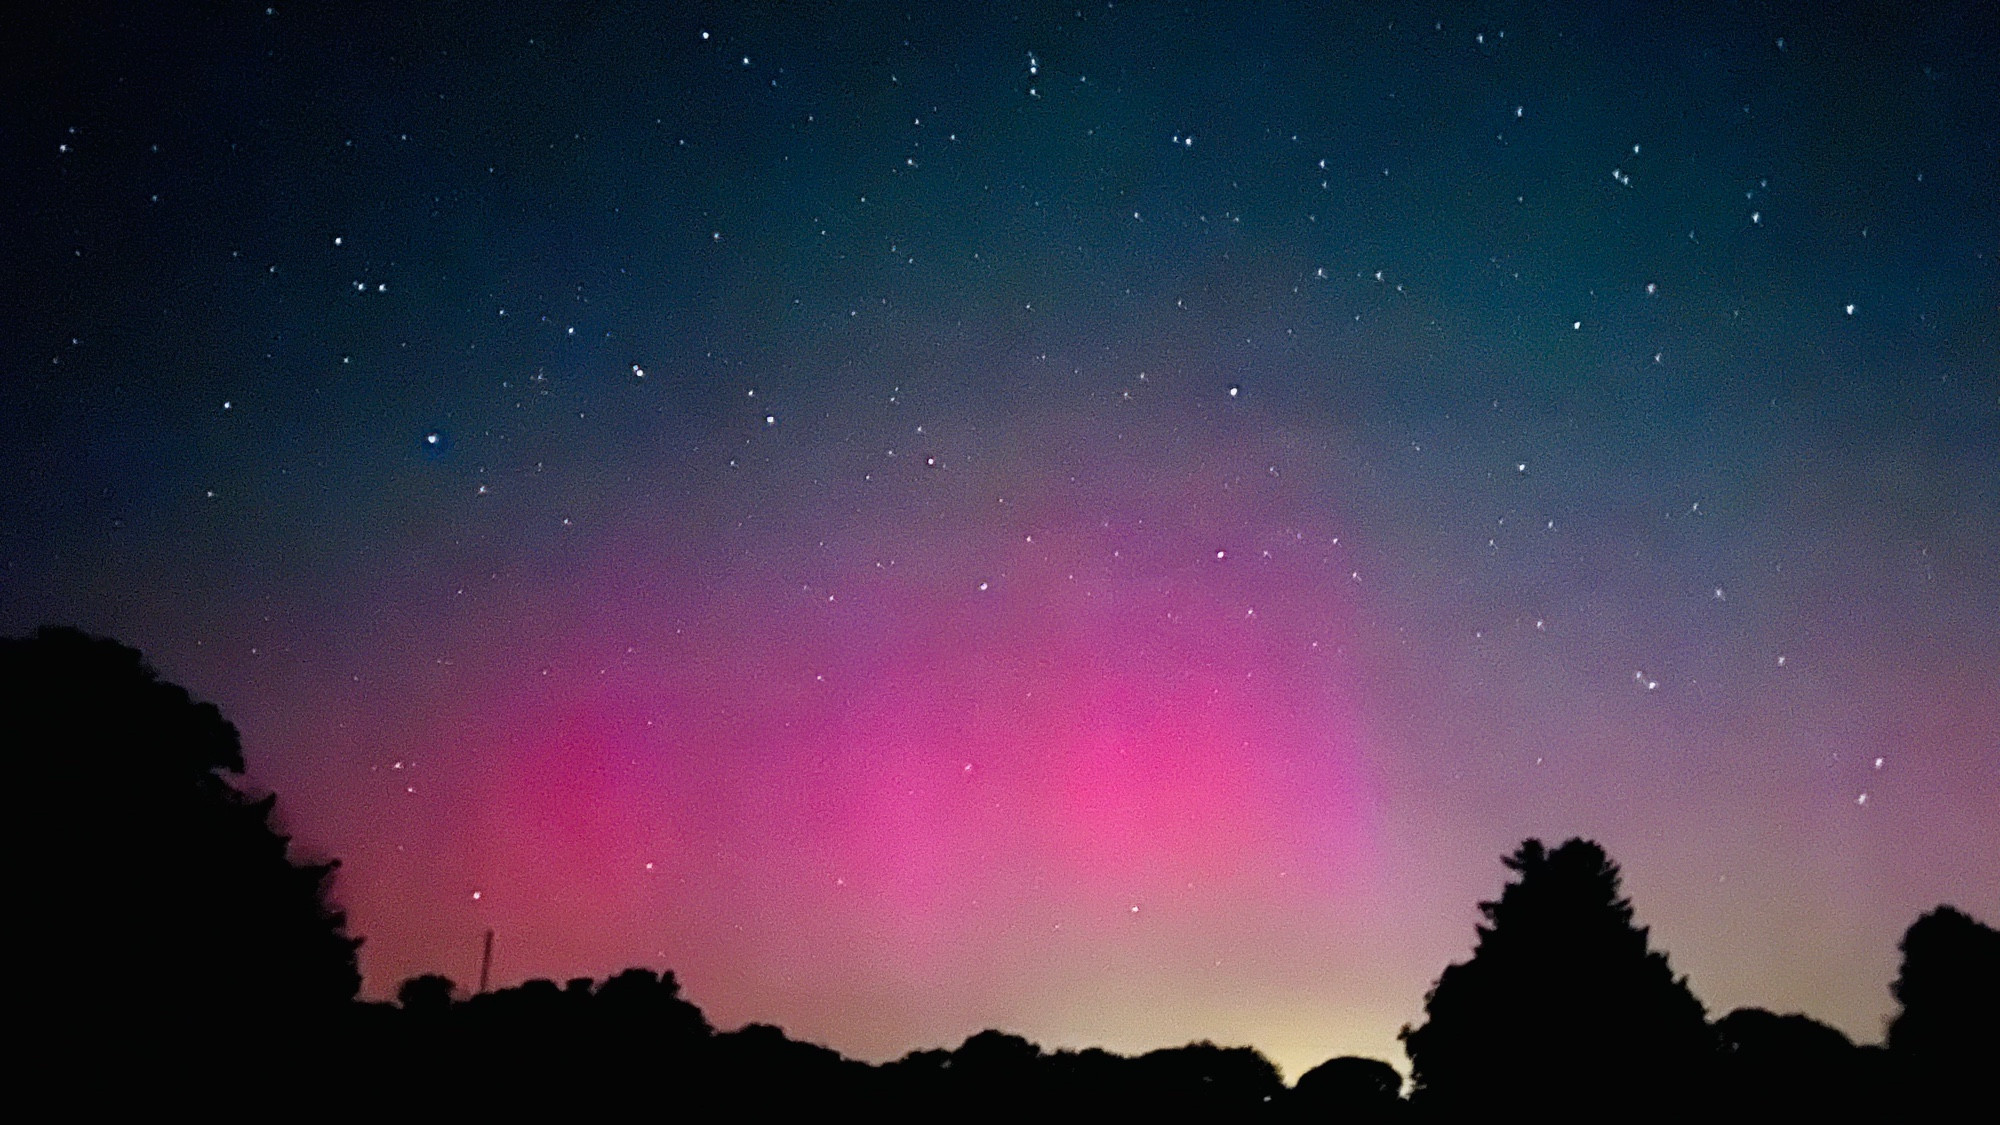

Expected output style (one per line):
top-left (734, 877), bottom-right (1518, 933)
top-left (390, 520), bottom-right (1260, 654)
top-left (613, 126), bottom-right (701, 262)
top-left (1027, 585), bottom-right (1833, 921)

top-left (1712, 1007), bottom-right (1887, 1122)
top-left (1290, 1056), bottom-right (1406, 1121)
top-left (1886, 905), bottom-right (1999, 1112)
top-left (1130, 1040), bottom-right (1285, 1116)
top-left (396, 973), bottom-right (457, 1015)
top-left (1399, 838), bottom-right (1710, 1121)
top-left (942, 1029), bottom-right (1051, 1119)
top-left (4, 626), bottom-right (360, 1079)
top-left (592, 966), bottom-right (714, 1045)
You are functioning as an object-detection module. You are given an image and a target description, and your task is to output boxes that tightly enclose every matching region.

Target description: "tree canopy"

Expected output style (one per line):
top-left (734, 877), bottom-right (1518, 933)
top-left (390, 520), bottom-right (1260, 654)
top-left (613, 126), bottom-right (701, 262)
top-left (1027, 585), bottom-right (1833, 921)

top-left (1887, 904), bottom-right (2000, 1112)
top-left (3, 626), bottom-right (361, 1056)
top-left (1400, 837), bottom-right (1711, 1120)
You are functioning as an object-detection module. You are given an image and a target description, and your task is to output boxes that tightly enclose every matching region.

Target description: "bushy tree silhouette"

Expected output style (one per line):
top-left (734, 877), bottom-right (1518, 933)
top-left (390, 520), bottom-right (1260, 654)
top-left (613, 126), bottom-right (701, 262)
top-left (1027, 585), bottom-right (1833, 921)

top-left (1131, 1040), bottom-right (1285, 1116)
top-left (3, 626), bottom-right (360, 1076)
top-left (593, 966), bottom-right (714, 1044)
top-left (1399, 838), bottom-right (1710, 1121)
top-left (1290, 1056), bottom-right (1406, 1121)
top-left (941, 1029), bottom-right (1050, 1120)
top-left (1712, 1007), bottom-right (1887, 1123)
top-left (395, 973), bottom-right (458, 1015)
top-left (1887, 905), bottom-right (1999, 1112)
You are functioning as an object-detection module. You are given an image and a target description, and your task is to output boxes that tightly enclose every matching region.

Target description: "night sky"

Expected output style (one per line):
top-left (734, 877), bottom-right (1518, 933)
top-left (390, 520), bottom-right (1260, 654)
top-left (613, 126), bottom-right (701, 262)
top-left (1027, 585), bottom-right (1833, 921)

top-left (5, 1), bottom-right (1995, 1077)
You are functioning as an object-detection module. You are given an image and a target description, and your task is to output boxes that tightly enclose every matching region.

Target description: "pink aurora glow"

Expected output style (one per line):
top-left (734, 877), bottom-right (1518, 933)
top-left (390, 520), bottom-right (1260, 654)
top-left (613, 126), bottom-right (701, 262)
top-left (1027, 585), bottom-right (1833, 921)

top-left (310, 412), bottom-right (1391, 1065)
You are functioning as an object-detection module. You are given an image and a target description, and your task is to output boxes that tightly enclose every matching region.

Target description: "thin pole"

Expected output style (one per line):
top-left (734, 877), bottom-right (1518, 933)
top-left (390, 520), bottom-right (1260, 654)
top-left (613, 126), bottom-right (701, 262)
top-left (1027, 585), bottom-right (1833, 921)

top-left (477, 928), bottom-right (494, 994)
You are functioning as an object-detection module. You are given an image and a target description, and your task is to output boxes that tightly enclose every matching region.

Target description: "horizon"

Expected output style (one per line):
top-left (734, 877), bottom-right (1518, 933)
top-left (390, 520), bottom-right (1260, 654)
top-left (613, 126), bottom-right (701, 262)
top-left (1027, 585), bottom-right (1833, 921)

top-left (3, 0), bottom-right (1994, 1083)
top-left (345, 870), bottom-right (1972, 1079)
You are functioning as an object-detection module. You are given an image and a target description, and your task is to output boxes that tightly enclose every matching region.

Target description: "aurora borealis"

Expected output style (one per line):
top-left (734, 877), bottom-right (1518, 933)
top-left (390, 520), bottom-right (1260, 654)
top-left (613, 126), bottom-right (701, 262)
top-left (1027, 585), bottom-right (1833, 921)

top-left (4, 1), bottom-right (1994, 1077)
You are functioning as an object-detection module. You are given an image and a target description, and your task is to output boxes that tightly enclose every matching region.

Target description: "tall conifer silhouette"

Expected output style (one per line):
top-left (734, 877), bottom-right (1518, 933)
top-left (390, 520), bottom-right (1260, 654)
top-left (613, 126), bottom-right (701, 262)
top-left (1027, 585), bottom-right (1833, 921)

top-left (1400, 838), bottom-right (1710, 1120)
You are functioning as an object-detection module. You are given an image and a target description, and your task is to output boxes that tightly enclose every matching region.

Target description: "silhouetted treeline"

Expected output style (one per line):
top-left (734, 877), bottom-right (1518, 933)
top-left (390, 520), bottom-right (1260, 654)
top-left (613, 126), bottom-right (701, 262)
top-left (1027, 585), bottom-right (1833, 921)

top-left (10, 627), bottom-right (1996, 1120)
top-left (347, 841), bottom-right (1987, 1122)
top-left (344, 970), bottom-right (1358, 1120)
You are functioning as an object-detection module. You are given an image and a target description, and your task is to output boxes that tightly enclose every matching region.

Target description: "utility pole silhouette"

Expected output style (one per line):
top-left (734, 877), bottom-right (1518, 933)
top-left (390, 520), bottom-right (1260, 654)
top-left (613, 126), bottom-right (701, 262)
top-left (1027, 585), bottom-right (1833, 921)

top-left (477, 929), bottom-right (493, 995)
